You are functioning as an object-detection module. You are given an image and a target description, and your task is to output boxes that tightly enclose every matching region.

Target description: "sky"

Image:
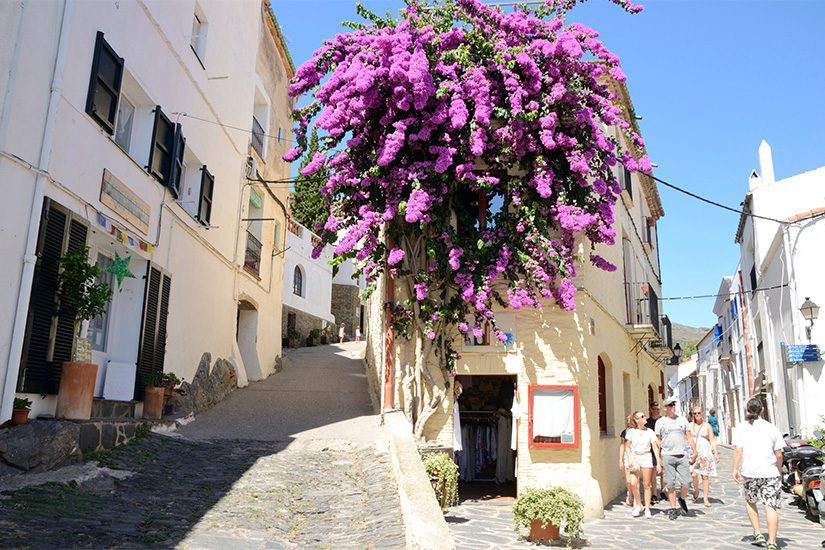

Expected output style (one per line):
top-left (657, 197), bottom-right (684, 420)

top-left (273, 0), bottom-right (825, 328)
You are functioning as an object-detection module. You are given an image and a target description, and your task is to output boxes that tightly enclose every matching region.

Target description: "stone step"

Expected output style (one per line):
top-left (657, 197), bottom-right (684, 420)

top-left (91, 399), bottom-right (138, 420)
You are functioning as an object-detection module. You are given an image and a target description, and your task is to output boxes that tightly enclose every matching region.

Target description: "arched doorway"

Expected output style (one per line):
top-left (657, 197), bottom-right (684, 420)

top-left (237, 299), bottom-right (262, 381)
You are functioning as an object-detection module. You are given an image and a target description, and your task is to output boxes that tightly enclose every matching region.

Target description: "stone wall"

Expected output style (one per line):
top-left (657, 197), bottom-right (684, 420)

top-left (0, 419), bottom-right (147, 478)
top-left (331, 284), bottom-right (362, 340)
top-left (281, 305), bottom-right (334, 347)
top-left (170, 353), bottom-right (238, 416)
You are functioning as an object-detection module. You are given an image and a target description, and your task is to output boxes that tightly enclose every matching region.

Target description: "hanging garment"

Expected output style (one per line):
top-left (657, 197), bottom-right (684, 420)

top-left (510, 389), bottom-right (519, 450)
top-left (453, 401), bottom-right (463, 452)
top-left (496, 413), bottom-right (515, 484)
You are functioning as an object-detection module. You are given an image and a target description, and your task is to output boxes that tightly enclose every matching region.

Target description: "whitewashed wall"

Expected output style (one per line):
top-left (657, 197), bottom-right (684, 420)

top-left (282, 220), bottom-right (335, 323)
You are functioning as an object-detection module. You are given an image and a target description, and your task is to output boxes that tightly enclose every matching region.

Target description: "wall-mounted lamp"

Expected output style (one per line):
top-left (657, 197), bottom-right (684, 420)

top-left (670, 343), bottom-right (682, 365)
top-left (800, 297), bottom-right (819, 341)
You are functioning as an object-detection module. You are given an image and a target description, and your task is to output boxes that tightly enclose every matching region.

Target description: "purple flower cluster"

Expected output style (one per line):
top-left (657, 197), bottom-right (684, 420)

top-left (286, 0), bottom-right (650, 351)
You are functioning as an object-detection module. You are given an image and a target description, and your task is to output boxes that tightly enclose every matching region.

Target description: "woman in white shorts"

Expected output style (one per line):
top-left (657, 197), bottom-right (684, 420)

top-left (621, 411), bottom-right (663, 518)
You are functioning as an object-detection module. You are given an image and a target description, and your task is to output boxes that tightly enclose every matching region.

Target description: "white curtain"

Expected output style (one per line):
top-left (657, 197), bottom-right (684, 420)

top-left (532, 389), bottom-right (574, 439)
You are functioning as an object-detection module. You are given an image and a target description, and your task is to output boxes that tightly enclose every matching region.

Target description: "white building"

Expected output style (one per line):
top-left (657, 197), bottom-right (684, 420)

top-left (696, 326), bottom-right (729, 443)
top-left (281, 218), bottom-right (335, 345)
top-left (0, 0), bottom-right (294, 421)
top-left (732, 141), bottom-right (825, 437)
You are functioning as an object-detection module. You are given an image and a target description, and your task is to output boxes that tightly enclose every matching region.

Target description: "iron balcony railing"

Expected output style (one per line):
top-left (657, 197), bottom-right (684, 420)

top-left (244, 231), bottom-right (262, 276)
top-left (251, 116), bottom-right (265, 158)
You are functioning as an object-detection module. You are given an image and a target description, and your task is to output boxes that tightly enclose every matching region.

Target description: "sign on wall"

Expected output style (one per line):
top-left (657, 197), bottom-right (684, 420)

top-left (100, 169), bottom-right (150, 234)
top-left (786, 344), bottom-right (821, 363)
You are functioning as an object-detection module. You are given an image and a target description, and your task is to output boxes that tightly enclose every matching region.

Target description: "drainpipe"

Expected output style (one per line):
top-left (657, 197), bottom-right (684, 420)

top-left (737, 271), bottom-right (755, 398)
top-left (1, 0), bottom-right (75, 422)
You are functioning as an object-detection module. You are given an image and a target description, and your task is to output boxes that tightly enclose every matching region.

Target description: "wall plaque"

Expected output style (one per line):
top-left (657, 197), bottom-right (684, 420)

top-left (100, 169), bottom-right (150, 234)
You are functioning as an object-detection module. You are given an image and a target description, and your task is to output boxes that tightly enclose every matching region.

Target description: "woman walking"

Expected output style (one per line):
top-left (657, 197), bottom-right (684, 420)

top-left (689, 407), bottom-right (719, 507)
top-left (618, 416), bottom-right (633, 507)
top-left (621, 411), bottom-right (662, 518)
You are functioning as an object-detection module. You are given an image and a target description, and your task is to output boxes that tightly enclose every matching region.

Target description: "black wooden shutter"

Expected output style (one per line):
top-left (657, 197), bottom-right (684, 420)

top-left (18, 199), bottom-right (88, 394)
top-left (197, 166), bottom-right (214, 225)
top-left (135, 264), bottom-right (172, 399)
top-left (169, 123), bottom-right (185, 198)
top-left (147, 106), bottom-right (174, 185)
top-left (85, 31), bottom-right (124, 134)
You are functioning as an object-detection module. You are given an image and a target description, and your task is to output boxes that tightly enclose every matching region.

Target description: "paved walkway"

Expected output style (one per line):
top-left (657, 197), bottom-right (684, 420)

top-left (445, 447), bottom-right (824, 549)
top-left (0, 343), bottom-right (406, 549)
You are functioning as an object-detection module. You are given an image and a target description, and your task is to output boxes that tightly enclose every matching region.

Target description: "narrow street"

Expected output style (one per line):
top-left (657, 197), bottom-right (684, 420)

top-left (446, 446), bottom-right (824, 549)
top-left (0, 343), bottom-right (406, 549)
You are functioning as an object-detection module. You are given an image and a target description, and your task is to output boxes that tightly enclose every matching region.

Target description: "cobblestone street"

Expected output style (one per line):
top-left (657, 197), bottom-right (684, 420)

top-left (446, 447), bottom-right (824, 549)
top-left (0, 343), bottom-right (406, 549)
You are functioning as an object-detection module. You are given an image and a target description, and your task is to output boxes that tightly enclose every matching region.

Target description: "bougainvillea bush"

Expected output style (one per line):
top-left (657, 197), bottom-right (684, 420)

top-left (287, 0), bottom-right (649, 437)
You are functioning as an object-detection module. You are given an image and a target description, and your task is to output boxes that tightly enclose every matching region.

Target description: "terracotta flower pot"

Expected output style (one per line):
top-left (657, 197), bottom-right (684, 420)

top-left (143, 386), bottom-right (165, 420)
top-left (55, 362), bottom-right (98, 420)
top-left (11, 408), bottom-right (30, 425)
top-left (529, 519), bottom-right (560, 541)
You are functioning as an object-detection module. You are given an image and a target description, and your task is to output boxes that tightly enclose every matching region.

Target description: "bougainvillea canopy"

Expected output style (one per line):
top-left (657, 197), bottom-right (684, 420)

top-left (286, 0), bottom-right (648, 383)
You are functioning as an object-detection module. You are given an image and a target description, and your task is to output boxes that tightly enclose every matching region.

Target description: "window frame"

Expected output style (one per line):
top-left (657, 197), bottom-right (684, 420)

top-left (293, 266), bottom-right (303, 296)
top-left (190, 10), bottom-right (207, 68)
top-left (85, 31), bottom-right (124, 134)
top-left (528, 384), bottom-right (580, 449)
top-left (113, 93), bottom-right (135, 153)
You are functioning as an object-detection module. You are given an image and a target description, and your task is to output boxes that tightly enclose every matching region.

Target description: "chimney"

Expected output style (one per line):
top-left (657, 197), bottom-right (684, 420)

top-left (748, 169), bottom-right (761, 191)
top-left (758, 140), bottom-right (775, 185)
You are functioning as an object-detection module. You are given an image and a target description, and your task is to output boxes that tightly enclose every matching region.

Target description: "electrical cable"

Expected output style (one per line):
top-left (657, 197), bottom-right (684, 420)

top-left (174, 112), bottom-right (298, 145)
top-left (659, 282), bottom-right (788, 301)
top-left (650, 174), bottom-right (788, 225)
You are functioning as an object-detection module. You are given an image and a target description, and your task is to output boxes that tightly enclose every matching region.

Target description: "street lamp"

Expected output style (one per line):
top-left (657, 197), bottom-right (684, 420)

top-left (800, 297), bottom-right (819, 341)
top-left (671, 343), bottom-right (682, 365)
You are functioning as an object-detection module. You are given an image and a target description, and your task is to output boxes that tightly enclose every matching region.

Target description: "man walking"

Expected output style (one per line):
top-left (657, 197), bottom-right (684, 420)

top-left (646, 401), bottom-right (663, 502)
top-left (655, 396), bottom-right (697, 520)
top-left (733, 398), bottom-right (784, 550)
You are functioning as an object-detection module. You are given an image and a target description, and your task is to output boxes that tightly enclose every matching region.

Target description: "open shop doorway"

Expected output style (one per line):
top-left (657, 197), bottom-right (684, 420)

top-left (455, 374), bottom-right (517, 501)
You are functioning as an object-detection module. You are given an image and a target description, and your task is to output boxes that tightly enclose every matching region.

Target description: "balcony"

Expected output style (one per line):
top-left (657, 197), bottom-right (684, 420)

top-left (244, 231), bottom-right (262, 277)
top-left (626, 285), bottom-right (661, 342)
top-left (251, 116), bottom-right (265, 158)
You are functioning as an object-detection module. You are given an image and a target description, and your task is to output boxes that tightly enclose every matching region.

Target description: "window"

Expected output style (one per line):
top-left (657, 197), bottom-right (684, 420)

top-left (645, 217), bottom-right (654, 245)
top-left (190, 7), bottom-right (207, 66)
top-left (293, 266), bottom-right (304, 296)
top-left (598, 357), bottom-right (608, 435)
top-left (88, 254), bottom-right (114, 352)
top-left (197, 166), bottom-right (214, 225)
top-left (273, 220), bottom-right (282, 250)
top-left (619, 165), bottom-right (633, 202)
top-left (252, 88), bottom-right (270, 159)
top-left (114, 95), bottom-right (135, 152)
top-left (528, 385), bottom-right (580, 448)
top-left (147, 106), bottom-right (185, 195)
top-left (85, 32), bottom-right (124, 134)
top-left (749, 265), bottom-right (758, 294)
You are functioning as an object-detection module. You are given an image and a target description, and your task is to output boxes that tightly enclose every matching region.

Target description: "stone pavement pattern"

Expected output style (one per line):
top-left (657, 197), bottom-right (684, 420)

top-left (0, 343), bottom-right (406, 549)
top-left (446, 447), bottom-right (824, 549)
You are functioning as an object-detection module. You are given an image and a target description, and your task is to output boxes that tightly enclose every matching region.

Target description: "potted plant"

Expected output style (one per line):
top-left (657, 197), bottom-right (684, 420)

top-left (307, 328), bottom-right (322, 347)
top-left (161, 372), bottom-right (183, 415)
top-left (320, 325), bottom-right (330, 345)
top-left (54, 246), bottom-right (112, 420)
top-left (288, 329), bottom-right (301, 348)
top-left (12, 397), bottom-right (33, 425)
top-left (513, 487), bottom-right (583, 543)
top-left (422, 452), bottom-right (459, 511)
top-left (142, 371), bottom-right (166, 420)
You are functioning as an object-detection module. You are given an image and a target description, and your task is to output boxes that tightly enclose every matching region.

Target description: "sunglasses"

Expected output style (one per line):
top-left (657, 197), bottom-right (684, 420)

top-left (693, 412), bottom-right (702, 416)
top-left (635, 415), bottom-right (646, 420)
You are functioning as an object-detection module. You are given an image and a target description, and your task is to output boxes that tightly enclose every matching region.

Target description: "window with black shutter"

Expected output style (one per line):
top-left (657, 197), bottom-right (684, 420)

top-left (85, 32), bottom-right (124, 134)
top-left (135, 264), bottom-right (172, 400)
top-left (18, 199), bottom-right (88, 394)
top-left (147, 106), bottom-right (175, 185)
top-left (168, 123), bottom-right (186, 198)
top-left (197, 166), bottom-right (214, 225)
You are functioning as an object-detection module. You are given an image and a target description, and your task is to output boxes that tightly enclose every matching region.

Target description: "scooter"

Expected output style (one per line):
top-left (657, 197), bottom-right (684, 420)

top-left (785, 446), bottom-right (823, 502)
top-left (782, 433), bottom-right (812, 489)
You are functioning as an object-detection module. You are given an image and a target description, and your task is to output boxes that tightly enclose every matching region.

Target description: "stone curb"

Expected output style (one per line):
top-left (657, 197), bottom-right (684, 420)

top-left (383, 410), bottom-right (456, 550)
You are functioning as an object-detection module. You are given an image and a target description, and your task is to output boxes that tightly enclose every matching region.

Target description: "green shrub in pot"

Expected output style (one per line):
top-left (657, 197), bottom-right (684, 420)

top-left (422, 452), bottom-right (459, 510)
top-left (513, 486), bottom-right (583, 541)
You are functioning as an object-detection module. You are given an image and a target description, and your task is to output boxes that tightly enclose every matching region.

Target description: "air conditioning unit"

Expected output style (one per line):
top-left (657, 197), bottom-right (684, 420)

top-left (245, 155), bottom-right (257, 179)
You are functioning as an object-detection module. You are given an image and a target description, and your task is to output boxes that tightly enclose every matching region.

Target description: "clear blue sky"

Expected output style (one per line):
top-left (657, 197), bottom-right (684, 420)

top-left (274, 0), bottom-right (825, 328)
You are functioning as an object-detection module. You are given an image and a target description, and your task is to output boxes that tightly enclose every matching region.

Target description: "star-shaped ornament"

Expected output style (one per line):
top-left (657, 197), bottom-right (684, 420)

top-left (105, 252), bottom-right (135, 287)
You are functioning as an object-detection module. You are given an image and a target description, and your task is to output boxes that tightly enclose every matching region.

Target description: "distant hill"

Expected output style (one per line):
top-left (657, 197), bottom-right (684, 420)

top-left (670, 323), bottom-right (711, 358)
